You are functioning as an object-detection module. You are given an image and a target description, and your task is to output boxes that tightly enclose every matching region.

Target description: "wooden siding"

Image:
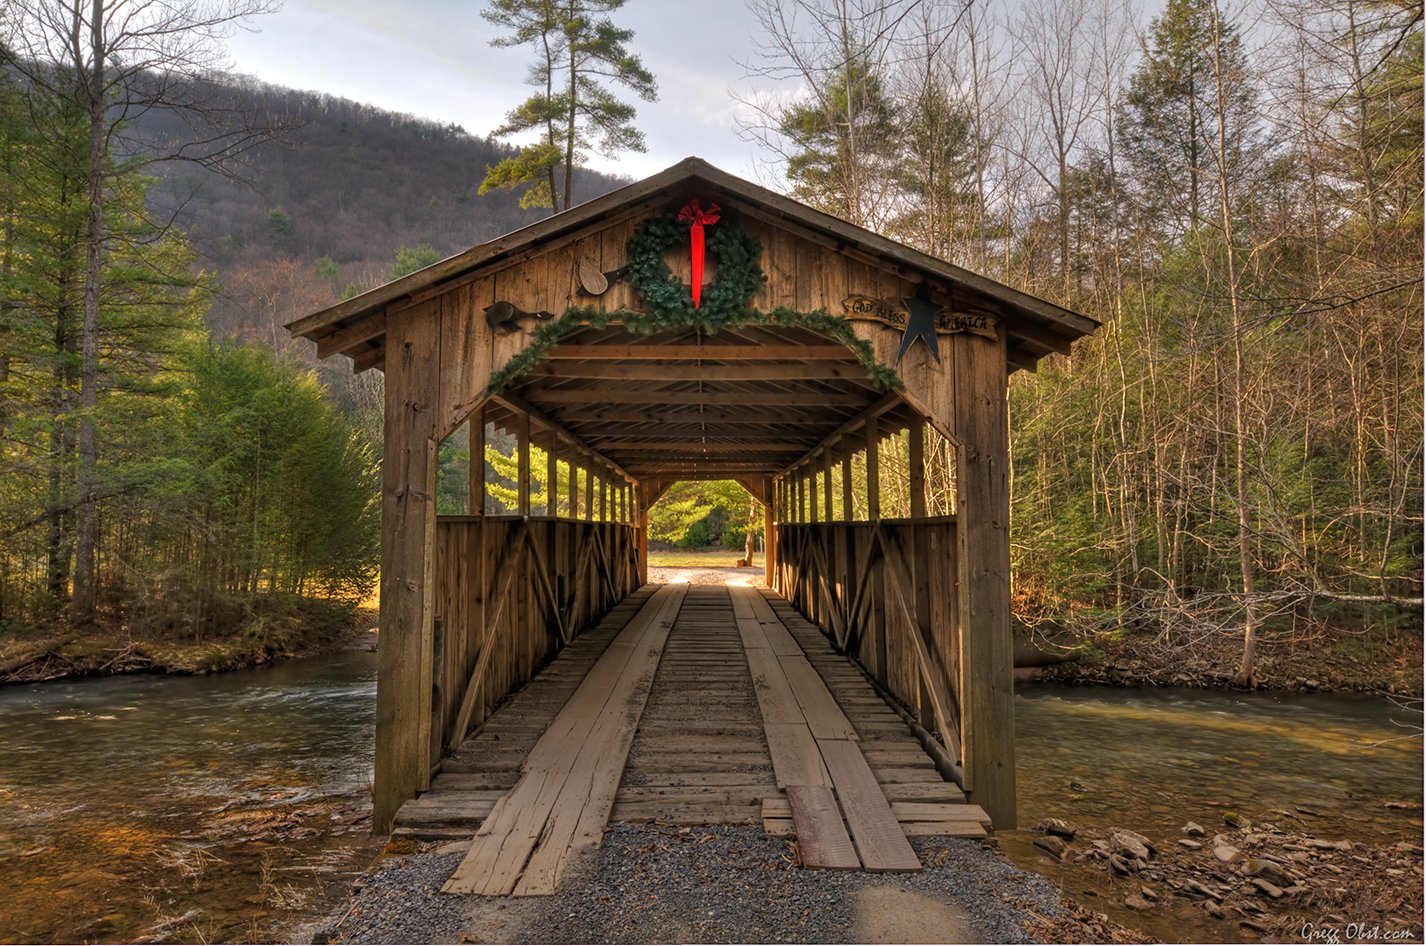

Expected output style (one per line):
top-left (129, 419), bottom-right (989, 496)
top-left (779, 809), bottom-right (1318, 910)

top-left (431, 516), bottom-right (640, 771)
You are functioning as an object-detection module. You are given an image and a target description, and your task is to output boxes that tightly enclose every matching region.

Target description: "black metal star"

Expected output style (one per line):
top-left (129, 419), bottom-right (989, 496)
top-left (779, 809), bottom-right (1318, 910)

top-left (896, 281), bottom-right (942, 365)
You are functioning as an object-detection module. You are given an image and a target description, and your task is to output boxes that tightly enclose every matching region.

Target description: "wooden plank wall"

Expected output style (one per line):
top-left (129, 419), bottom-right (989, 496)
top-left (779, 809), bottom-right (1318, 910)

top-left (774, 520), bottom-right (960, 758)
top-left (431, 516), bottom-right (641, 771)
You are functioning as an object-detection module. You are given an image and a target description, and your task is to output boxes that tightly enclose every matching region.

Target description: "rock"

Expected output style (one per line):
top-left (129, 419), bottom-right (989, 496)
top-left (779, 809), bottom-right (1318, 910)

top-left (1240, 920), bottom-right (1268, 934)
top-left (1306, 838), bottom-right (1351, 852)
top-left (1041, 818), bottom-right (1077, 839)
top-left (1123, 894), bottom-right (1153, 911)
top-left (1140, 886), bottom-right (1158, 901)
top-left (1223, 812), bottom-right (1252, 830)
top-left (1068, 780), bottom-right (1090, 793)
top-left (1244, 857), bottom-right (1291, 886)
top-left (1213, 845), bottom-right (1241, 863)
top-left (1284, 885), bottom-right (1308, 896)
top-left (1033, 835), bottom-right (1068, 860)
top-left (1109, 830), bottom-right (1151, 860)
top-left (1108, 854), bottom-right (1133, 876)
top-left (1251, 878), bottom-right (1284, 899)
top-left (1178, 839), bottom-right (1203, 850)
top-left (1204, 901), bottom-right (1226, 918)
top-left (1090, 839), bottom-right (1109, 853)
top-left (1182, 821), bottom-right (1206, 837)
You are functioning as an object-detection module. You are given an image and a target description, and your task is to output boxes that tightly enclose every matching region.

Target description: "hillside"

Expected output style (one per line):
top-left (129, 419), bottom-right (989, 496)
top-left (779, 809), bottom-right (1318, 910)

top-left (135, 75), bottom-right (628, 346)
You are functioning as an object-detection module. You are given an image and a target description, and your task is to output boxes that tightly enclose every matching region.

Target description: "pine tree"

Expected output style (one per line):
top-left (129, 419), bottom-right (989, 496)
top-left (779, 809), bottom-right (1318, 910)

top-left (1119, 0), bottom-right (1258, 240)
top-left (478, 0), bottom-right (658, 212)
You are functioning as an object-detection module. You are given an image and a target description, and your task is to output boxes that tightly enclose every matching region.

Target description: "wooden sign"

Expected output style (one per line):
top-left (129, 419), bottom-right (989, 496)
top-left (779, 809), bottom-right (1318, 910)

top-left (842, 294), bottom-right (999, 341)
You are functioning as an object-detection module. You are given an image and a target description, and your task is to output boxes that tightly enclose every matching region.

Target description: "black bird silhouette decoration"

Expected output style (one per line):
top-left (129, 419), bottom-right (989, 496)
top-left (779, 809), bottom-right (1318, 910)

top-left (896, 282), bottom-right (943, 365)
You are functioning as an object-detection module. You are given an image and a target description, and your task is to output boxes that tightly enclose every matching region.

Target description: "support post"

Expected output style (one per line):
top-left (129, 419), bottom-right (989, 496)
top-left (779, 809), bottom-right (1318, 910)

top-left (469, 407), bottom-right (485, 517)
top-left (517, 412), bottom-right (530, 518)
top-left (955, 331), bottom-right (1015, 828)
top-left (841, 450), bottom-right (853, 521)
top-left (374, 303), bottom-right (439, 835)
top-left (823, 453), bottom-right (834, 522)
top-left (763, 475), bottom-right (776, 587)
top-left (908, 420), bottom-right (935, 734)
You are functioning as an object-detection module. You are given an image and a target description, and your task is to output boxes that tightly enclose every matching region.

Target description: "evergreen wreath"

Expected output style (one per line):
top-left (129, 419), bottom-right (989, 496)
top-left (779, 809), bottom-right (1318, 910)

top-left (488, 210), bottom-right (903, 393)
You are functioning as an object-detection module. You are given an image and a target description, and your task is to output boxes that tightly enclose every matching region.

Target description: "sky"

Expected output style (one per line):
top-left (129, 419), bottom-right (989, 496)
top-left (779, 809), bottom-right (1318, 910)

top-left (224, 0), bottom-right (775, 183)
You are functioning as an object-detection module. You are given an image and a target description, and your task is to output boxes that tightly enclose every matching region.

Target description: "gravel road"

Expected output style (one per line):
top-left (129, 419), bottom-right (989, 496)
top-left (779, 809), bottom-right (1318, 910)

top-left (647, 565), bottom-right (765, 587)
top-left (315, 824), bottom-right (1110, 944)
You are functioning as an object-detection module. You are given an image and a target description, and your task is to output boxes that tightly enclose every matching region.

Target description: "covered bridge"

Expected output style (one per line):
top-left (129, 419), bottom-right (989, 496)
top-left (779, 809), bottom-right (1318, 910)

top-left (288, 157), bottom-right (1097, 884)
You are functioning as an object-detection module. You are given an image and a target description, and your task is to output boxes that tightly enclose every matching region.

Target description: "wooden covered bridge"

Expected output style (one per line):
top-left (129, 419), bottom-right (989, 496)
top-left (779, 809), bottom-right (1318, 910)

top-left (288, 157), bottom-right (1096, 890)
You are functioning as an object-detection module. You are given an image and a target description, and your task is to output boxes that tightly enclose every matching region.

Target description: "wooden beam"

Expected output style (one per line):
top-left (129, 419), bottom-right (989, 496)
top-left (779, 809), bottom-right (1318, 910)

top-left (841, 451), bottom-right (853, 521)
top-left (763, 475), bottom-right (776, 586)
top-left (352, 345), bottom-right (385, 374)
top-left (545, 344), bottom-right (857, 361)
top-left (558, 406), bottom-right (853, 425)
top-left (526, 389), bottom-right (872, 407)
top-left (786, 392), bottom-right (903, 474)
top-left (822, 452), bottom-right (834, 523)
top-left (493, 391), bottom-right (633, 484)
top-left (517, 412), bottom-right (531, 518)
top-left (527, 363), bottom-right (878, 383)
top-left (955, 329), bottom-right (1015, 827)
top-left (596, 440), bottom-right (812, 452)
top-left (545, 434), bottom-right (558, 517)
top-left (317, 312), bottom-right (387, 358)
top-left (865, 415), bottom-right (880, 520)
top-left (469, 408), bottom-right (485, 517)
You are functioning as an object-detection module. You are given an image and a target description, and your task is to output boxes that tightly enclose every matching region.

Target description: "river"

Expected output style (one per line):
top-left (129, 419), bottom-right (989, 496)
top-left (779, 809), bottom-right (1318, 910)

top-left (1, 657), bottom-right (1420, 944)
top-left (0, 652), bottom-right (380, 945)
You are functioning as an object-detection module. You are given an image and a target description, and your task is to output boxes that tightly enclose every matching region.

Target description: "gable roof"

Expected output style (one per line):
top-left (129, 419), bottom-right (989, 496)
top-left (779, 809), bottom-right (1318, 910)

top-left (286, 156), bottom-right (1098, 370)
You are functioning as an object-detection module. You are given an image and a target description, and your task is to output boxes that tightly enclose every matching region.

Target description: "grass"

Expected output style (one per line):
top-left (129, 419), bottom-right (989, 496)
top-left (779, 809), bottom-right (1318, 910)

top-left (646, 549), bottom-right (760, 568)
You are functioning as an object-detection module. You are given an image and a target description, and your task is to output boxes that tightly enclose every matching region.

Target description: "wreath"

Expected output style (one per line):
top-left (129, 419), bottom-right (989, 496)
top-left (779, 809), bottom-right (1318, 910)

top-left (486, 204), bottom-right (903, 393)
top-left (624, 203), bottom-right (766, 331)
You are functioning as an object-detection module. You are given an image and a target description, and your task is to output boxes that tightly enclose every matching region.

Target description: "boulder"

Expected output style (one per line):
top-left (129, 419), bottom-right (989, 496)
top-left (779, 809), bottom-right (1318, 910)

top-left (1110, 830), bottom-right (1152, 860)
top-left (1034, 835), bottom-right (1068, 860)
top-left (1244, 857), bottom-right (1291, 887)
top-left (1213, 844), bottom-right (1242, 863)
top-left (1042, 818), bottom-right (1077, 839)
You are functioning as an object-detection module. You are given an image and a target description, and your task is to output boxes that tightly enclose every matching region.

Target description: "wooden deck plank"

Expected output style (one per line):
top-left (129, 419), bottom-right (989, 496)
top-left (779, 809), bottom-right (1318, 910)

top-left (763, 722), bottom-right (832, 788)
top-left (443, 584), bottom-right (685, 896)
top-left (781, 655), bottom-right (859, 741)
top-left (818, 738), bottom-right (921, 873)
top-left (786, 785), bottom-right (861, 870)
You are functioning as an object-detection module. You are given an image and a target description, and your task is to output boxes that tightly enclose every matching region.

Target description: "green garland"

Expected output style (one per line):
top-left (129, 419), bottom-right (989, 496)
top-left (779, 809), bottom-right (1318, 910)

top-left (488, 212), bottom-right (903, 393)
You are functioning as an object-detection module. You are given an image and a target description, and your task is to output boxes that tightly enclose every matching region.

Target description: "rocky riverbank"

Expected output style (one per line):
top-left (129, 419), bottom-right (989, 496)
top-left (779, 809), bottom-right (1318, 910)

top-left (1023, 812), bottom-right (1424, 943)
top-left (1022, 621), bottom-right (1422, 697)
top-left (0, 599), bottom-right (376, 685)
top-left (312, 825), bottom-right (1147, 944)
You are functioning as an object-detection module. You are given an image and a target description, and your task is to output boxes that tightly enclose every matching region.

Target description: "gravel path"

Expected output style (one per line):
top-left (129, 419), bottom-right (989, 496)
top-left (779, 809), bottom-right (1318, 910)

top-left (647, 565), bottom-right (765, 587)
top-left (317, 825), bottom-right (1089, 944)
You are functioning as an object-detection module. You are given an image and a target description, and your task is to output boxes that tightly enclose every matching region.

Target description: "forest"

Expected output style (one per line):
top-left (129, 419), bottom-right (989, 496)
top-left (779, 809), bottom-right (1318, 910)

top-left (0, 0), bottom-right (1419, 687)
top-left (732, 0), bottom-right (1421, 683)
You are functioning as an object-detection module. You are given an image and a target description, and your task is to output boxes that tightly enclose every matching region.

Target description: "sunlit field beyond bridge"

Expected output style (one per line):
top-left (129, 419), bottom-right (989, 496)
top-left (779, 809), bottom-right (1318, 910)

top-left (645, 549), bottom-right (766, 587)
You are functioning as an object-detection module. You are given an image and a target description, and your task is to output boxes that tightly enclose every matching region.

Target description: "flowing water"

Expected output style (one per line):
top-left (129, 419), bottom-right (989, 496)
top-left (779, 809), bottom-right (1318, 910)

top-left (1, 654), bottom-right (1420, 944)
top-left (0, 652), bottom-right (380, 944)
top-left (1006, 685), bottom-right (1424, 942)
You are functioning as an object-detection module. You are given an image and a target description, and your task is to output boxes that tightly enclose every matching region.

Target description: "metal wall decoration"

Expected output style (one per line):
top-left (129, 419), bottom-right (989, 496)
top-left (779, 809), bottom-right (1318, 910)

top-left (485, 300), bottom-right (557, 333)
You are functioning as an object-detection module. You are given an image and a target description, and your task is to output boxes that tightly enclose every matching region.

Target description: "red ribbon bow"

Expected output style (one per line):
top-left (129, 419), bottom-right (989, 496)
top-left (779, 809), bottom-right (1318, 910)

top-left (677, 199), bottom-right (721, 308)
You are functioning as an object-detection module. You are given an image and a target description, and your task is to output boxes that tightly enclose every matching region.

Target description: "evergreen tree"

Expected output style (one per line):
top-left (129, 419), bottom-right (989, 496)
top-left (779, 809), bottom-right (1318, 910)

top-left (1119, 0), bottom-right (1258, 240)
top-left (478, 0), bottom-right (658, 212)
top-left (778, 60), bottom-right (901, 228)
